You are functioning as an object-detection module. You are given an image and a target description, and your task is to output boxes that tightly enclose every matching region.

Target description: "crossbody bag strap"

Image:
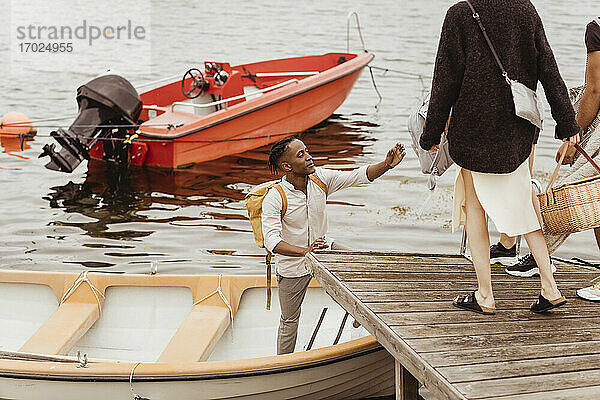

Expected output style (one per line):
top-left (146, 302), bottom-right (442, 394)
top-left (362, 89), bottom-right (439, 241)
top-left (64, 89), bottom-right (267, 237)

top-left (465, 0), bottom-right (509, 82)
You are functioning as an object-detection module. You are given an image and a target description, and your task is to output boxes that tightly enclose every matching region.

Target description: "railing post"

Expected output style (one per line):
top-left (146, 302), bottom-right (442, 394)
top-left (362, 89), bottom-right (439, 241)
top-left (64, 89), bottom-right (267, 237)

top-left (395, 360), bottom-right (421, 400)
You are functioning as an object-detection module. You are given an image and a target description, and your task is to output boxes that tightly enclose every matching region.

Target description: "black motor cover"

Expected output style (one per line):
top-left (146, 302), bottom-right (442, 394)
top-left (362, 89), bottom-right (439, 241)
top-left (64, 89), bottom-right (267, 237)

top-left (41, 75), bottom-right (142, 172)
top-left (78, 74), bottom-right (142, 125)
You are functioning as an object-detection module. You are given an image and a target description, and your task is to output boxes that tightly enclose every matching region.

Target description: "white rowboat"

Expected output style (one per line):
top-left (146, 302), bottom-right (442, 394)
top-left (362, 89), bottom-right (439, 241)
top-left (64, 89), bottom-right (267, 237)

top-left (0, 270), bottom-right (394, 399)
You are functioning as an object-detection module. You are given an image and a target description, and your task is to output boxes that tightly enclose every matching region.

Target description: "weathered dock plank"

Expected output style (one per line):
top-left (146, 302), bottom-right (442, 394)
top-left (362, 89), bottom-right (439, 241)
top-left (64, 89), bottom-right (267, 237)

top-left (392, 315), bottom-right (600, 337)
top-left (335, 271), bottom-right (598, 281)
top-left (455, 369), bottom-right (600, 398)
top-left (354, 288), bottom-right (574, 302)
top-left (308, 251), bottom-right (600, 400)
top-left (368, 298), bottom-right (592, 312)
top-left (406, 329), bottom-right (600, 352)
top-left (484, 385), bottom-right (600, 400)
top-left (437, 354), bottom-right (600, 382)
top-left (422, 340), bottom-right (600, 367)
top-left (344, 281), bottom-right (590, 292)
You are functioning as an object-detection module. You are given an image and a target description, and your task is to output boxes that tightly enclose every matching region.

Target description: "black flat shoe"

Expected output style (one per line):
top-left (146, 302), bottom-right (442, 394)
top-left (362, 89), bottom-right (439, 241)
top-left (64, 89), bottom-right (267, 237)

top-left (453, 291), bottom-right (496, 315)
top-left (530, 294), bottom-right (567, 313)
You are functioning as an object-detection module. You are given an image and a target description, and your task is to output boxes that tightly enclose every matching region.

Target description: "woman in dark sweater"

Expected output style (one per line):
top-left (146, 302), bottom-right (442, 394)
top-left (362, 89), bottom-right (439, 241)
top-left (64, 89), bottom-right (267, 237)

top-left (420, 0), bottom-right (580, 314)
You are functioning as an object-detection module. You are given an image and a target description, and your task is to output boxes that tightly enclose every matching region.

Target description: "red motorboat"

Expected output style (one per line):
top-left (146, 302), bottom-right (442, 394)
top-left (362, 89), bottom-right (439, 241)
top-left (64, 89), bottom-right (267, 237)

top-left (79, 52), bottom-right (371, 169)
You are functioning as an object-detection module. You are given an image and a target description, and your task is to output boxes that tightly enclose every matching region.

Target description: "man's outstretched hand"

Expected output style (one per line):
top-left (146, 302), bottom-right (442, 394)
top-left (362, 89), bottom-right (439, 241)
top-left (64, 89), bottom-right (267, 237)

top-left (367, 143), bottom-right (407, 181)
top-left (385, 143), bottom-right (406, 168)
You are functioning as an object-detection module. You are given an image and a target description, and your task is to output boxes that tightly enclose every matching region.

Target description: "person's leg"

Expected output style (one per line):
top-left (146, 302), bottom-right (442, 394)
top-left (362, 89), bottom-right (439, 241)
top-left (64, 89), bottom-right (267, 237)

top-left (531, 189), bottom-right (543, 229)
top-left (461, 169), bottom-right (495, 309)
top-left (528, 144), bottom-right (536, 173)
top-left (277, 274), bottom-right (312, 355)
top-left (498, 233), bottom-right (516, 249)
top-left (506, 215), bottom-right (568, 277)
top-left (506, 145), bottom-right (567, 276)
top-left (523, 229), bottom-right (562, 300)
top-left (497, 145), bottom-right (537, 250)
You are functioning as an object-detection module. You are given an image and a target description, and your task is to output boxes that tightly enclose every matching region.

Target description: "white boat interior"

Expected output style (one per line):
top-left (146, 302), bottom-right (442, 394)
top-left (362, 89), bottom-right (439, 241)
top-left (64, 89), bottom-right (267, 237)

top-left (0, 271), bottom-right (392, 400)
top-left (0, 274), bottom-right (369, 362)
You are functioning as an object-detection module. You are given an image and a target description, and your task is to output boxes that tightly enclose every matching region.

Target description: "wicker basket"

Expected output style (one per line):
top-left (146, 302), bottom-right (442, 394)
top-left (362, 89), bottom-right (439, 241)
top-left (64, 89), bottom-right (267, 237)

top-left (538, 144), bottom-right (600, 235)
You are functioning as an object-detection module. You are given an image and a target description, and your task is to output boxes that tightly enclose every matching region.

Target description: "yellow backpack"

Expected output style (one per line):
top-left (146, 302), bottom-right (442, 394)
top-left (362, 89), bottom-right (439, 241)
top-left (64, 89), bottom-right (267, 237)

top-left (245, 175), bottom-right (328, 309)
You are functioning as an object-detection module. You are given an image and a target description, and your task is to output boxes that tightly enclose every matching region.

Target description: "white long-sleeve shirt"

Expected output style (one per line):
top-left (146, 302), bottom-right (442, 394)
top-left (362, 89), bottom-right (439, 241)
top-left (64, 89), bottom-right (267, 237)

top-left (261, 166), bottom-right (370, 278)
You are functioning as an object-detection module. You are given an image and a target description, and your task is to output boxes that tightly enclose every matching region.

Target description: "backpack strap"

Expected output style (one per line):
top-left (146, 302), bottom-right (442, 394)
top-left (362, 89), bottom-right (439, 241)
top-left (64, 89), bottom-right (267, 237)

top-left (265, 184), bottom-right (286, 311)
top-left (309, 174), bottom-right (328, 196)
top-left (265, 252), bottom-right (273, 310)
top-left (273, 184), bottom-right (287, 216)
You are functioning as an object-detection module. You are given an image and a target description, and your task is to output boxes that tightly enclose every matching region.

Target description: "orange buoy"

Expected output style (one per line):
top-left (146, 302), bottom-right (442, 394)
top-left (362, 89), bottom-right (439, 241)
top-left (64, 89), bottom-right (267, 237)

top-left (0, 112), bottom-right (37, 136)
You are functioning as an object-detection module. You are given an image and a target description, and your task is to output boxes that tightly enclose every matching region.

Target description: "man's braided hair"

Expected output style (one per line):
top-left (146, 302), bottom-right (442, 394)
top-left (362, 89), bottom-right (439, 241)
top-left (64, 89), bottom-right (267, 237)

top-left (268, 136), bottom-right (298, 175)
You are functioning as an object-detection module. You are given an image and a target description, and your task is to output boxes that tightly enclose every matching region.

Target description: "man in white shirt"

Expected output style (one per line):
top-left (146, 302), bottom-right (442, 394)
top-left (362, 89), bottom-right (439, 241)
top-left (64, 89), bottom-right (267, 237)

top-left (261, 136), bottom-right (405, 354)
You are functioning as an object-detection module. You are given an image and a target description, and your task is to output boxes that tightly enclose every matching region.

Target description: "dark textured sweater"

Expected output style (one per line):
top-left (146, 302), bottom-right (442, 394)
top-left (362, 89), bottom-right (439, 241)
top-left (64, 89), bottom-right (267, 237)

top-left (419, 0), bottom-right (580, 173)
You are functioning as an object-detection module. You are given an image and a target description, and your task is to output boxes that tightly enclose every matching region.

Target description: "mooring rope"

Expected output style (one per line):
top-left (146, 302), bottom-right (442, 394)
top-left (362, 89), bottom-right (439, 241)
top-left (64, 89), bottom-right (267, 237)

top-left (369, 65), bottom-right (432, 80)
top-left (0, 122), bottom-right (181, 129)
top-left (0, 126), bottom-right (323, 146)
top-left (368, 66), bottom-right (383, 109)
top-left (59, 271), bottom-right (105, 314)
top-left (129, 361), bottom-right (145, 400)
top-left (192, 274), bottom-right (234, 324)
top-left (0, 114), bottom-right (77, 125)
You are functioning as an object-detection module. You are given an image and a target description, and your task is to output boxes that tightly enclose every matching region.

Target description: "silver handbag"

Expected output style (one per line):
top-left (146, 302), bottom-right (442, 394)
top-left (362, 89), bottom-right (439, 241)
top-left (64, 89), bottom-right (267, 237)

top-left (466, 0), bottom-right (542, 129)
top-left (509, 79), bottom-right (543, 129)
top-left (407, 92), bottom-right (454, 188)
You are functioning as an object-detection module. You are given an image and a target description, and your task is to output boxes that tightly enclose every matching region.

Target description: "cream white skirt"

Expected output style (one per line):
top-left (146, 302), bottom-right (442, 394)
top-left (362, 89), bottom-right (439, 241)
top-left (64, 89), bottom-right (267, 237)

top-left (452, 159), bottom-right (540, 237)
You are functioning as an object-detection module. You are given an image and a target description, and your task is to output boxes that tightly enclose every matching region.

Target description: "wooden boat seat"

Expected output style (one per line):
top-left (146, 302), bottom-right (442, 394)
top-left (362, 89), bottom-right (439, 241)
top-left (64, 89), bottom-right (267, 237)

top-left (19, 302), bottom-right (100, 355)
top-left (157, 303), bottom-right (231, 363)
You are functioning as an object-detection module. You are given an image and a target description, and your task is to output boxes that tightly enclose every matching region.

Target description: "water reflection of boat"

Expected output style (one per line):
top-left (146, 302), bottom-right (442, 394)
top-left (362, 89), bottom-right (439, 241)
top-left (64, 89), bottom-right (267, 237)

top-left (99, 117), bottom-right (373, 199)
top-left (44, 118), bottom-right (375, 240)
top-left (0, 270), bottom-right (394, 399)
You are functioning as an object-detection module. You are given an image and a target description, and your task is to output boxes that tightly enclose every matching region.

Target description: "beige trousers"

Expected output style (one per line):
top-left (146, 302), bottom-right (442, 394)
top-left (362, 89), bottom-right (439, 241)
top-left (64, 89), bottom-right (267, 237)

top-left (277, 274), bottom-right (312, 355)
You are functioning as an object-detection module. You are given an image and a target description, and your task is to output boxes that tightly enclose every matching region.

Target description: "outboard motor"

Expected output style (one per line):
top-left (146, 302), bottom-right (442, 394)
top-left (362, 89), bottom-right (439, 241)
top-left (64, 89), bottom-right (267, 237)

top-left (40, 75), bottom-right (142, 172)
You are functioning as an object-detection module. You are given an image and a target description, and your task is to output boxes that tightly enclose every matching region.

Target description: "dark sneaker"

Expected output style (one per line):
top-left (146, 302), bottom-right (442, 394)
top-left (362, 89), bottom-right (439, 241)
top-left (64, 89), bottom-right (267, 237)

top-left (505, 253), bottom-right (557, 277)
top-left (490, 242), bottom-right (517, 265)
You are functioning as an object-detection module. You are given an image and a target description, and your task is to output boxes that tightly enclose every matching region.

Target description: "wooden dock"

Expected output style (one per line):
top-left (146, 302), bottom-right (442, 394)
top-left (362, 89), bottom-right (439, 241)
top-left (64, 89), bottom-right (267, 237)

top-left (308, 251), bottom-right (600, 400)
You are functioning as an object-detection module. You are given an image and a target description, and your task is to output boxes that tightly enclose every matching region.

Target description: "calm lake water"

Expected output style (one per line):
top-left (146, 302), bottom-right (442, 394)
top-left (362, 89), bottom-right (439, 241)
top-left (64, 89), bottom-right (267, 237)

top-left (0, 0), bottom-right (598, 274)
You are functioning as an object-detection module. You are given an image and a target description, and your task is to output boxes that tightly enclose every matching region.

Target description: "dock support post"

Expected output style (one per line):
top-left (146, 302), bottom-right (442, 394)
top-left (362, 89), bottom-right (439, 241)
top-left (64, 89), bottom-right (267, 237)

top-left (395, 359), bottom-right (421, 400)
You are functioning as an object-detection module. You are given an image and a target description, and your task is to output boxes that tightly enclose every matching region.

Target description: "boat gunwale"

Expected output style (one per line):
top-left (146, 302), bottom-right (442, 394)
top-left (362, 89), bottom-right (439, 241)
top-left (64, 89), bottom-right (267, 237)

top-left (136, 52), bottom-right (374, 140)
top-left (0, 341), bottom-right (383, 382)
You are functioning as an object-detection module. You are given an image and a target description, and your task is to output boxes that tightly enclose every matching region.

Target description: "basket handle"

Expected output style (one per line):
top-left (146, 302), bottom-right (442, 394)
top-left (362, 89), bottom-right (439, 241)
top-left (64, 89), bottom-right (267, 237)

top-left (545, 143), bottom-right (600, 194)
top-left (574, 143), bottom-right (600, 173)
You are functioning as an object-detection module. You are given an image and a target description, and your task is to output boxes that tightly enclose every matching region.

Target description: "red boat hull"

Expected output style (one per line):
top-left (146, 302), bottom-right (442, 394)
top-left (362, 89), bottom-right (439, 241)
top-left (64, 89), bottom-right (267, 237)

top-left (90, 52), bottom-right (373, 168)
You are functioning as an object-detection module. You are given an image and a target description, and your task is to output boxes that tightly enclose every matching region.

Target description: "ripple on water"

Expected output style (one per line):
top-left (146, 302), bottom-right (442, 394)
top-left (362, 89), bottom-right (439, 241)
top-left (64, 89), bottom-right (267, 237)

top-left (0, 1), bottom-right (598, 273)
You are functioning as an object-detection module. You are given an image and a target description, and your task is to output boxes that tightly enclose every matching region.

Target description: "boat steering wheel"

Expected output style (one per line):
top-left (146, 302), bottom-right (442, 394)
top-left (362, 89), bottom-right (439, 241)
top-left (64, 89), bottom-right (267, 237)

top-left (182, 68), bottom-right (208, 99)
